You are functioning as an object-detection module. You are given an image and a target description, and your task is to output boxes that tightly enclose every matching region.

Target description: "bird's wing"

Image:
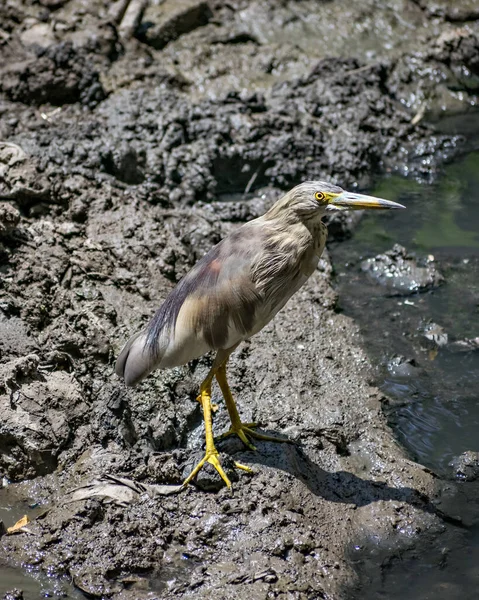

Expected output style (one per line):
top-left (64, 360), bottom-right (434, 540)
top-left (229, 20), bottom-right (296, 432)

top-left (148, 223), bottom-right (264, 354)
top-left (116, 223), bottom-right (265, 385)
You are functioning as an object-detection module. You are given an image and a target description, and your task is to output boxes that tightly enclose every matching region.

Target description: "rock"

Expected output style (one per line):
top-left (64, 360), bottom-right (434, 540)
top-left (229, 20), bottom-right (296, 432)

top-left (361, 244), bottom-right (444, 295)
top-left (450, 451), bottom-right (479, 481)
top-left (141, 0), bottom-right (212, 49)
top-left (387, 355), bottom-right (421, 378)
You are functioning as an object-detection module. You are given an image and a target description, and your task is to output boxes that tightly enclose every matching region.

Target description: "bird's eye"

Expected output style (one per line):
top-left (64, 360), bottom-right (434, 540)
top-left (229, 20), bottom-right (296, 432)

top-left (315, 191), bottom-right (325, 202)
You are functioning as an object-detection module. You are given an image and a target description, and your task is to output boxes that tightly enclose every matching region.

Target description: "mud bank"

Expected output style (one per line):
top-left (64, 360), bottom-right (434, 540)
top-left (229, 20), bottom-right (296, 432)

top-left (1, 1), bottom-right (478, 598)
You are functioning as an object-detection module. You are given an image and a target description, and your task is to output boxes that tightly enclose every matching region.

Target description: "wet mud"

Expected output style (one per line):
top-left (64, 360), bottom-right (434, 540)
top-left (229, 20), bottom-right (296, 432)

top-left (1, 1), bottom-right (479, 598)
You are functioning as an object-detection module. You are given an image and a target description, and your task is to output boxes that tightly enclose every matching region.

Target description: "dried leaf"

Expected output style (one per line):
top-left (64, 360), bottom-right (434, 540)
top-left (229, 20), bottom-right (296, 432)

top-left (67, 474), bottom-right (185, 506)
top-left (7, 514), bottom-right (30, 534)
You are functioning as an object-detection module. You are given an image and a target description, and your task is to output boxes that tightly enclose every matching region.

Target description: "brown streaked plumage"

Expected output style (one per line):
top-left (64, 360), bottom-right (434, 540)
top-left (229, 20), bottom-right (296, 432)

top-left (116, 181), bottom-right (405, 489)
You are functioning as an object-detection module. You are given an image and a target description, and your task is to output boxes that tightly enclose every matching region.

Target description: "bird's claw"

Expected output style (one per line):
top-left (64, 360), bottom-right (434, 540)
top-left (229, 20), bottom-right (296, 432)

top-left (218, 424), bottom-right (257, 451)
top-left (234, 461), bottom-right (253, 473)
top-left (183, 449), bottom-right (232, 488)
top-left (218, 422), bottom-right (291, 451)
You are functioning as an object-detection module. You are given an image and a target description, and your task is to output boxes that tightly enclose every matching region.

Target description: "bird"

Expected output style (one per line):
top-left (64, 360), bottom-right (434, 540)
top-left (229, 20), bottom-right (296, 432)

top-left (116, 181), bottom-right (405, 488)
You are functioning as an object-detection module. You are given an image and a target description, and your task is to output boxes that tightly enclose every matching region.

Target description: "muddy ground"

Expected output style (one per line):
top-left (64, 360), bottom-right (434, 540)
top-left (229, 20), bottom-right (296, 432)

top-left (1, 1), bottom-right (479, 598)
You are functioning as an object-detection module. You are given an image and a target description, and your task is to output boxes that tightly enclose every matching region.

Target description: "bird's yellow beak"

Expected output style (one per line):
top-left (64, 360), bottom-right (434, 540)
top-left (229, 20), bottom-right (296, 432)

top-left (331, 191), bottom-right (406, 210)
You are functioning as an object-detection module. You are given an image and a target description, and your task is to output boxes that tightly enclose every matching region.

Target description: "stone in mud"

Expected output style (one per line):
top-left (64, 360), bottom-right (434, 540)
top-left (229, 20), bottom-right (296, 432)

top-left (141, 0), bottom-right (213, 49)
top-left (361, 244), bottom-right (444, 295)
top-left (450, 451), bottom-right (479, 481)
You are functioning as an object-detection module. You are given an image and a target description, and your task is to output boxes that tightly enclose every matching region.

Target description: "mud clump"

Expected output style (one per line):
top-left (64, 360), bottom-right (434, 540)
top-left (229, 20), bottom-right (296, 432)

top-left (388, 27), bottom-right (479, 122)
top-left (0, 354), bottom-right (88, 480)
top-left (0, 0), bottom-right (475, 598)
top-left (0, 203), bottom-right (20, 238)
top-left (361, 244), bottom-right (445, 295)
top-left (1, 42), bottom-right (106, 107)
top-left (450, 451), bottom-right (479, 481)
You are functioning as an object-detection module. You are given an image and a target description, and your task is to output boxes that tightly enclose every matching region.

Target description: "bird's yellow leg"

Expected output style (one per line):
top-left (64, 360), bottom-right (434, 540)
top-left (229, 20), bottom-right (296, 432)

top-left (196, 386), bottom-right (218, 412)
top-left (183, 371), bottom-right (232, 488)
top-left (215, 361), bottom-right (291, 450)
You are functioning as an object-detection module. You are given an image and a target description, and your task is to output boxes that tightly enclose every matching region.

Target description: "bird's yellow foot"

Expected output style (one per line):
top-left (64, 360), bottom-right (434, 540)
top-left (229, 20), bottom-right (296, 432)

top-left (218, 422), bottom-right (292, 451)
top-left (182, 449), bottom-right (232, 488)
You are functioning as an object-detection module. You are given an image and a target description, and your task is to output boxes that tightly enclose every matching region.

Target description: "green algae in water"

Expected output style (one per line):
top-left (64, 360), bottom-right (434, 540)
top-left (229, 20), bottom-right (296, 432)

top-left (414, 153), bottom-right (479, 249)
top-left (352, 151), bottom-right (479, 254)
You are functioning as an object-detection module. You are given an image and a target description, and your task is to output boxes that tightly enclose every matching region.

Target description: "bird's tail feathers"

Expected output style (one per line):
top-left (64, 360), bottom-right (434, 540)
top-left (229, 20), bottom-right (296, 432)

top-left (115, 331), bottom-right (158, 387)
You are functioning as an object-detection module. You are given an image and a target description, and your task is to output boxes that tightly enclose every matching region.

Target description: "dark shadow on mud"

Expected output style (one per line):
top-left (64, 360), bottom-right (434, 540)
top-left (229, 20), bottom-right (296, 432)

top-left (217, 436), bottom-right (464, 527)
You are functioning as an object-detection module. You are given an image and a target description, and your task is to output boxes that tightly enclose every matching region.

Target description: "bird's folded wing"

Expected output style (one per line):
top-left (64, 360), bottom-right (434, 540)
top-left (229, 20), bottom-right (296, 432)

top-left (146, 224), bottom-right (265, 357)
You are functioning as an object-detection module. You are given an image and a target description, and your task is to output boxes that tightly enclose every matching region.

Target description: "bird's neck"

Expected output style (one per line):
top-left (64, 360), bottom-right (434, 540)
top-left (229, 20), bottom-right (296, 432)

top-left (260, 211), bottom-right (326, 254)
top-left (291, 212), bottom-right (328, 251)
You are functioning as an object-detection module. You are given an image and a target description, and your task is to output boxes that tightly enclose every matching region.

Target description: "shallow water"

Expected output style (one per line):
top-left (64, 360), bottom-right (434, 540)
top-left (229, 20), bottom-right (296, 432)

top-left (0, 485), bottom-right (83, 599)
top-left (330, 145), bottom-right (479, 598)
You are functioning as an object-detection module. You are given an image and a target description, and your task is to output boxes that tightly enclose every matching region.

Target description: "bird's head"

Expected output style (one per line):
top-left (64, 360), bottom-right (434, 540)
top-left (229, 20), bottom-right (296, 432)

top-left (269, 181), bottom-right (405, 223)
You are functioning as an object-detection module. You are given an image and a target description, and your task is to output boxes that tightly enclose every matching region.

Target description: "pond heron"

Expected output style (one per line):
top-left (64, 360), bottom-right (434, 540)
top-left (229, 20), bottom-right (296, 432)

top-left (116, 181), bottom-right (404, 487)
